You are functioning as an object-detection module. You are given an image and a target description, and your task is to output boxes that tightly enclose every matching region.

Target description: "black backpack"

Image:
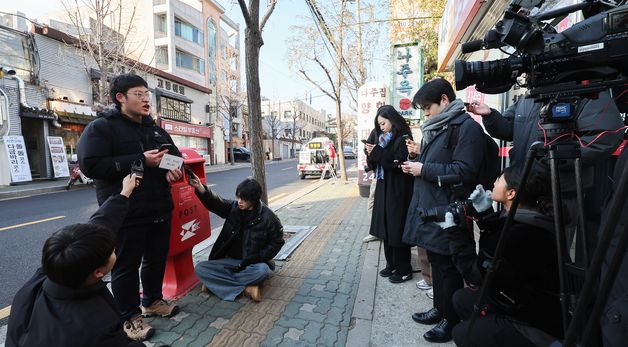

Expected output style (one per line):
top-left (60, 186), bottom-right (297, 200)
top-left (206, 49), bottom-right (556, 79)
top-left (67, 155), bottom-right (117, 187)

top-left (445, 117), bottom-right (501, 191)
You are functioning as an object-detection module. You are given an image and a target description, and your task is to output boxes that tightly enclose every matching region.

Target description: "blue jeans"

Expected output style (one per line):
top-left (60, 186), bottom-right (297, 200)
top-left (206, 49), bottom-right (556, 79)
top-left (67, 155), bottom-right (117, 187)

top-left (194, 258), bottom-right (271, 301)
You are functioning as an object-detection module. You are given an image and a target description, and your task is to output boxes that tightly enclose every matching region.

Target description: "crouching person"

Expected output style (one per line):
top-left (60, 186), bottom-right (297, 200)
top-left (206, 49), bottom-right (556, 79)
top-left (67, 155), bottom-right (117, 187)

top-left (7, 175), bottom-right (144, 347)
top-left (188, 175), bottom-right (284, 302)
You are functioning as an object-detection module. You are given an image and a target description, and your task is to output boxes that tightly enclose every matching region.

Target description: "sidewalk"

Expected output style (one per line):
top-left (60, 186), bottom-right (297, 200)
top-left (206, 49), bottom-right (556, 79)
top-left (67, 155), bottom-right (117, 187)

top-left (0, 166), bottom-right (456, 346)
top-left (141, 175), bottom-right (455, 347)
top-left (0, 159), bottom-right (295, 201)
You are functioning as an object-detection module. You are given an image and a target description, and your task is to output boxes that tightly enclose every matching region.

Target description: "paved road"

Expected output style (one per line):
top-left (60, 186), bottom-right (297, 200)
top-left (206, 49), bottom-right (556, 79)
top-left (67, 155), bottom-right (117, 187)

top-left (0, 159), bottom-right (354, 317)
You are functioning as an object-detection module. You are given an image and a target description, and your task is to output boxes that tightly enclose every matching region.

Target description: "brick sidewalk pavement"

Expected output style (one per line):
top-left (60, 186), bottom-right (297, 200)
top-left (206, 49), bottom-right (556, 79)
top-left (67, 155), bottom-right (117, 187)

top-left (143, 180), bottom-right (370, 346)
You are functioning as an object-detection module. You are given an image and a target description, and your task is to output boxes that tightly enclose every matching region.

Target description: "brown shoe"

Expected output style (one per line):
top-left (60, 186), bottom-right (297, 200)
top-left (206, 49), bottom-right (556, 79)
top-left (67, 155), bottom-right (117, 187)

top-left (141, 299), bottom-right (180, 317)
top-left (244, 285), bottom-right (261, 302)
top-left (123, 314), bottom-right (155, 341)
top-left (200, 284), bottom-right (210, 294)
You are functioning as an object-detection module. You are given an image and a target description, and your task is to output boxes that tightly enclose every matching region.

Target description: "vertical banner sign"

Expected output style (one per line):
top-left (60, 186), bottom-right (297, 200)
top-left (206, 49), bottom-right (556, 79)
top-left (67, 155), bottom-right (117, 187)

top-left (357, 82), bottom-right (387, 188)
top-left (391, 42), bottom-right (423, 125)
top-left (3, 136), bottom-right (32, 183)
top-left (47, 136), bottom-right (70, 178)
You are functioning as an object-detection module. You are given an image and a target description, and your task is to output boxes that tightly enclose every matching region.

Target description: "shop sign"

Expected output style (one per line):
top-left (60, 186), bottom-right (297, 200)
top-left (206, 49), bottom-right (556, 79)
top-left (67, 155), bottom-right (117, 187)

top-left (161, 119), bottom-right (212, 138)
top-left (3, 136), bottom-right (32, 183)
top-left (437, 0), bottom-right (483, 70)
top-left (357, 82), bottom-right (387, 187)
top-left (47, 136), bottom-right (70, 178)
top-left (391, 43), bottom-right (423, 124)
top-left (157, 78), bottom-right (186, 95)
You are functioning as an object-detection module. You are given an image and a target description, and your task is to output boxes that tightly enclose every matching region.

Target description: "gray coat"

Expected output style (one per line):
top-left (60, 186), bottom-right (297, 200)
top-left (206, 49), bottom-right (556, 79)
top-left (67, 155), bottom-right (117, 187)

top-left (403, 112), bottom-right (485, 255)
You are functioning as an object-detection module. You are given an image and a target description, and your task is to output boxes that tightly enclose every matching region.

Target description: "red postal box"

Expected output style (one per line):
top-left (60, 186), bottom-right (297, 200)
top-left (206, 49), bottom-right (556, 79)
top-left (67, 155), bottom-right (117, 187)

top-left (163, 148), bottom-right (211, 299)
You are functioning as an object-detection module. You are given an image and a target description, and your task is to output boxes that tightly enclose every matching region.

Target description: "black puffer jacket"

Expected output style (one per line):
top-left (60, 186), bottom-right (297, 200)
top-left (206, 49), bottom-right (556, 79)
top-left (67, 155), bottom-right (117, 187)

top-left (195, 187), bottom-right (285, 266)
top-left (7, 195), bottom-right (143, 347)
top-left (78, 108), bottom-right (180, 224)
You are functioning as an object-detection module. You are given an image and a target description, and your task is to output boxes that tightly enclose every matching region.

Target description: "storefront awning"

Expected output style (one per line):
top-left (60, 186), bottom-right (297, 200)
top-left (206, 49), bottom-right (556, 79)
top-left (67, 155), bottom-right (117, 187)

top-left (57, 111), bottom-right (96, 125)
top-left (155, 88), bottom-right (194, 104)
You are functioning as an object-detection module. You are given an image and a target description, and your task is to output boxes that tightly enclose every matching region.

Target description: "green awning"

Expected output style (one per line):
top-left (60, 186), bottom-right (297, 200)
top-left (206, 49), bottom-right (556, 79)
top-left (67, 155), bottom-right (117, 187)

top-left (57, 111), bottom-right (96, 125)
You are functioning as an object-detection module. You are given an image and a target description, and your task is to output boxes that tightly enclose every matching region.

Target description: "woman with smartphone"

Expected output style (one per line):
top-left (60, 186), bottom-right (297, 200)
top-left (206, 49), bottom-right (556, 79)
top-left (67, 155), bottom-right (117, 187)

top-left (364, 105), bottom-right (415, 284)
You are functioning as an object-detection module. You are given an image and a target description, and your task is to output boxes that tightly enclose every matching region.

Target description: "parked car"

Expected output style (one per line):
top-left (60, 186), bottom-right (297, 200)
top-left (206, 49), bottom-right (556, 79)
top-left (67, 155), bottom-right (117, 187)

top-left (343, 146), bottom-right (356, 159)
top-left (228, 147), bottom-right (251, 162)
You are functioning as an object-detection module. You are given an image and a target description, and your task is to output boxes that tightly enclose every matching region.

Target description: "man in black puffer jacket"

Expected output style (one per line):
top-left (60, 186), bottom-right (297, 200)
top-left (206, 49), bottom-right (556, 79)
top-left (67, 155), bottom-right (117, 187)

top-left (77, 74), bottom-right (182, 341)
top-left (188, 176), bottom-right (284, 302)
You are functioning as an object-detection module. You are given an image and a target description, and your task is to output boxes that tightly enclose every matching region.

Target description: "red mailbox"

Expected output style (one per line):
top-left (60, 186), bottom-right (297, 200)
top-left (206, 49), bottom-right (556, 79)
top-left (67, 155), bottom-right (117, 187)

top-left (162, 148), bottom-right (211, 299)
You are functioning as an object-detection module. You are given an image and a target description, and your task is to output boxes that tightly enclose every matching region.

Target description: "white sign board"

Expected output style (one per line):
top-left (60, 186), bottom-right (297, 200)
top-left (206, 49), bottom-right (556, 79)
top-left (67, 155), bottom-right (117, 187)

top-left (357, 82), bottom-right (387, 187)
top-left (47, 136), bottom-right (70, 178)
top-left (391, 43), bottom-right (422, 124)
top-left (3, 136), bottom-right (32, 183)
top-left (299, 150), bottom-right (311, 164)
top-left (159, 153), bottom-right (184, 171)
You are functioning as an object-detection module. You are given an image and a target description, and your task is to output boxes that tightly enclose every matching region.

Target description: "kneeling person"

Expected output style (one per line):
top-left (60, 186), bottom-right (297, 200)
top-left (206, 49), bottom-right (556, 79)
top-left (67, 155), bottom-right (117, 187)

top-left (7, 175), bottom-right (145, 347)
top-left (189, 176), bottom-right (284, 302)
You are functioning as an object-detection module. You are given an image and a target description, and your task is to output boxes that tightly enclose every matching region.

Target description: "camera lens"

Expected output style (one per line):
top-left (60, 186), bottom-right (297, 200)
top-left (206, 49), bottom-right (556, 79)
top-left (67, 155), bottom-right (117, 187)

top-left (454, 57), bottom-right (523, 94)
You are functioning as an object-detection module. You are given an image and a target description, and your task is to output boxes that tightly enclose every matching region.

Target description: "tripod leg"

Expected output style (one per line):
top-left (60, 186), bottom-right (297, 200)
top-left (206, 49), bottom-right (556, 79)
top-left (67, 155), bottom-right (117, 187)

top-left (564, 155), bottom-right (628, 347)
top-left (573, 158), bottom-right (589, 267)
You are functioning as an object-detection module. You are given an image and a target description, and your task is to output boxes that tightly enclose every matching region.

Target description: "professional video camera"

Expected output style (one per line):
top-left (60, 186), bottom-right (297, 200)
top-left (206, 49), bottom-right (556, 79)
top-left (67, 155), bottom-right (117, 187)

top-left (416, 175), bottom-right (473, 226)
top-left (455, 0), bottom-right (628, 117)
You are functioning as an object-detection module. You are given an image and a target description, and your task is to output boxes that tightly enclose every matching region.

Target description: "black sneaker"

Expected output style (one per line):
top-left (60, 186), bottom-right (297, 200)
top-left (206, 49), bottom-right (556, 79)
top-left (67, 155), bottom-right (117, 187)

top-left (389, 272), bottom-right (413, 283)
top-left (379, 266), bottom-right (395, 277)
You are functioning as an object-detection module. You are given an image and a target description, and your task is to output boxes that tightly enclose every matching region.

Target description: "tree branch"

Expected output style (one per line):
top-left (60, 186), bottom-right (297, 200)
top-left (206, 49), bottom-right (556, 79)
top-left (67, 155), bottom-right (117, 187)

top-left (313, 56), bottom-right (338, 97)
top-left (237, 0), bottom-right (252, 28)
top-left (259, 0), bottom-right (277, 32)
top-left (299, 69), bottom-right (336, 101)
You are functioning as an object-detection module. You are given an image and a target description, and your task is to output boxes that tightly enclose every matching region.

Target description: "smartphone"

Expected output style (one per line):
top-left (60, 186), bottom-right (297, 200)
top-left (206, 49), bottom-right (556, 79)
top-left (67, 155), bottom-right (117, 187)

top-left (393, 160), bottom-right (401, 169)
top-left (183, 165), bottom-right (195, 179)
top-left (402, 134), bottom-right (411, 141)
top-left (159, 143), bottom-right (173, 151)
top-left (464, 102), bottom-right (470, 108)
top-left (130, 159), bottom-right (144, 179)
top-left (360, 139), bottom-right (368, 144)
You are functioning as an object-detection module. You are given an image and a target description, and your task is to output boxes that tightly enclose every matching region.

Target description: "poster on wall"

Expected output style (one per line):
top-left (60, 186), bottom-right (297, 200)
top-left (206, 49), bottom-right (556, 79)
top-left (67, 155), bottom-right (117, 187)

top-left (3, 136), bottom-right (32, 183)
top-left (390, 42), bottom-right (423, 125)
top-left (357, 82), bottom-right (387, 188)
top-left (47, 136), bottom-right (70, 178)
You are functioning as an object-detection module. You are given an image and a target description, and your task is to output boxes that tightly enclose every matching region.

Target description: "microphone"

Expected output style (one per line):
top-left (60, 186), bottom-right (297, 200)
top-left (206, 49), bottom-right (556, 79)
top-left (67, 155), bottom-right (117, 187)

top-left (461, 40), bottom-right (484, 54)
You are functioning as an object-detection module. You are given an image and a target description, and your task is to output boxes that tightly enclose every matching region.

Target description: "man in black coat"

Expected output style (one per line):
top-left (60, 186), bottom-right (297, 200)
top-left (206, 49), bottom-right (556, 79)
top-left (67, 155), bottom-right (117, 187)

top-left (7, 175), bottom-right (144, 347)
top-left (78, 74), bottom-right (182, 341)
top-left (188, 176), bottom-right (284, 302)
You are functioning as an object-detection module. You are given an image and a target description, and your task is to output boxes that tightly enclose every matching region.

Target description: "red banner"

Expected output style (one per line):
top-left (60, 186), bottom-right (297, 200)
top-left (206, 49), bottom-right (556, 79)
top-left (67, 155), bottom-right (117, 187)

top-left (161, 119), bottom-right (212, 138)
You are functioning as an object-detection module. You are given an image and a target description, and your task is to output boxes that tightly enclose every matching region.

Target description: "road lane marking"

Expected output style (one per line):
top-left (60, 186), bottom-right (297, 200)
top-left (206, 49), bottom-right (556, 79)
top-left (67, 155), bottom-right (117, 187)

top-left (268, 193), bottom-right (287, 203)
top-left (0, 305), bottom-right (10, 319)
top-left (281, 167), bottom-right (293, 171)
top-left (0, 216), bottom-right (66, 232)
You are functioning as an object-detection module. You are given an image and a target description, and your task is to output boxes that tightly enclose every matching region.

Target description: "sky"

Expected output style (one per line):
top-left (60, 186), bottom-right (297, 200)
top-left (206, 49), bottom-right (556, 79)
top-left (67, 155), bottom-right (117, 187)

top-left (3, 0), bottom-right (390, 116)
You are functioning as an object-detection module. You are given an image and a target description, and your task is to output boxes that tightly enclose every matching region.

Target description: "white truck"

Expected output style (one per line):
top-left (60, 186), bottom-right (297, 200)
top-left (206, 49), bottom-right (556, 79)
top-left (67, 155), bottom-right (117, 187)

top-left (296, 137), bottom-right (337, 179)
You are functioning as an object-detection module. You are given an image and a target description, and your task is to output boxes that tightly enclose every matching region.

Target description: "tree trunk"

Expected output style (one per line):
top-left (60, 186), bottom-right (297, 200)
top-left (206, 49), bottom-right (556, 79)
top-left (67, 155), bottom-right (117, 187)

top-left (244, 25), bottom-right (268, 204)
top-left (335, 0), bottom-right (348, 182)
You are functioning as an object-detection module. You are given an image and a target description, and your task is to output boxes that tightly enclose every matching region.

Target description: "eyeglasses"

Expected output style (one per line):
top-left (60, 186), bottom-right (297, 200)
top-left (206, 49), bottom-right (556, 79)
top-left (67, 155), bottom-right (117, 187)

top-left (127, 91), bottom-right (152, 100)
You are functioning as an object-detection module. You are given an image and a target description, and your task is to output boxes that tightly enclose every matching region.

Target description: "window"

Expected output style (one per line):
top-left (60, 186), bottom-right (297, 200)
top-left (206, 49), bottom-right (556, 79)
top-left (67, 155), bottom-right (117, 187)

top-left (159, 96), bottom-right (191, 122)
top-left (156, 46), bottom-right (168, 65)
top-left (175, 18), bottom-right (203, 45)
top-left (154, 14), bottom-right (167, 36)
top-left (176, 50), bottom-right (205, 74)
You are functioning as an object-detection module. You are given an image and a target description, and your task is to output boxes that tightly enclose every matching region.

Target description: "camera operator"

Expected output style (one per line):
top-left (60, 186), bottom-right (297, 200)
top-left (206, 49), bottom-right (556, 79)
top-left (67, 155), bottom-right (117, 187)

top-left (467, 92), bottom-right (623, 262)
top-left (444, 164), bottom-right (563, 347)
top-left (401, 79), bottom-right (486, 343)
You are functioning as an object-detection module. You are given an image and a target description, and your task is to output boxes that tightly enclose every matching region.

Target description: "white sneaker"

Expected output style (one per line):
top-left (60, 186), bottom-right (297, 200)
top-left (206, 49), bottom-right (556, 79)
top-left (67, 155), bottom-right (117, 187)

top-left (426, 288), bottom-right (434, 299)
top-left (363, 235), bottom-right (379, 243)
top-left (416, 279), bottom-right (432, 290)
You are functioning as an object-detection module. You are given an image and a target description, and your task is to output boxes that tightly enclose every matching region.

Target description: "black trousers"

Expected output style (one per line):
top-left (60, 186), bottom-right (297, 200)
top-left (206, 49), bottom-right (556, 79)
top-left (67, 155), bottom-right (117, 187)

top-left (111, 219), bottom-right (171, 322)
top-left (452, 288), bottom-right (542, 347)
top-left (427, 250), bottom-right (463, 323)
top-left (383, 240), bottom-right (412, 275)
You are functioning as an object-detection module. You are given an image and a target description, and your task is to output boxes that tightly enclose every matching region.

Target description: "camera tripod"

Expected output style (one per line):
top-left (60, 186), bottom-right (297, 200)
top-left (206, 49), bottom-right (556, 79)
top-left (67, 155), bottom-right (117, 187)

top-left (462, 111), bottom-right (624, 347)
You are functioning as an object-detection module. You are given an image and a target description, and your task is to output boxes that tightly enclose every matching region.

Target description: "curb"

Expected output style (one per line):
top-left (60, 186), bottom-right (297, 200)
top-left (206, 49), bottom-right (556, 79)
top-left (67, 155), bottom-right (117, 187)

top-left (347, 239), bottom-right (380, 346)
top-left (0, 183), bottom-right (93, 201)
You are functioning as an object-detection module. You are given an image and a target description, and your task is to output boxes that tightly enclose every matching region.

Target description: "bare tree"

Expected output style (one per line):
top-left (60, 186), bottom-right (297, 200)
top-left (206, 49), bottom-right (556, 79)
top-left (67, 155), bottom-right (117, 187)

top-left (263, 111), bottom-right (283, 158)
top-left (289, 109), bottom-right (303, 158)
top-left (59, 0), bottom-right (145, 104)
top-left (288, 0), bottom-right (368, 182)
top-left (237, 0), bottom-right (277, 204)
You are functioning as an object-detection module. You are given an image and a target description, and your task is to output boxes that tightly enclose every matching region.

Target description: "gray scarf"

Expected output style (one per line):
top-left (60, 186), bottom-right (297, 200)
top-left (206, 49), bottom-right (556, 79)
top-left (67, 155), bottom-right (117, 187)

top-left (420, 98), bottom-right (466, 147)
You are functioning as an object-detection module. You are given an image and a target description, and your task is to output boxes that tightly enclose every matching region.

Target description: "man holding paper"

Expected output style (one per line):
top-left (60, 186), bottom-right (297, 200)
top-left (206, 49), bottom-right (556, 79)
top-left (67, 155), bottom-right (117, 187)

top-left (78, 74), bottom-right (182, 342)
